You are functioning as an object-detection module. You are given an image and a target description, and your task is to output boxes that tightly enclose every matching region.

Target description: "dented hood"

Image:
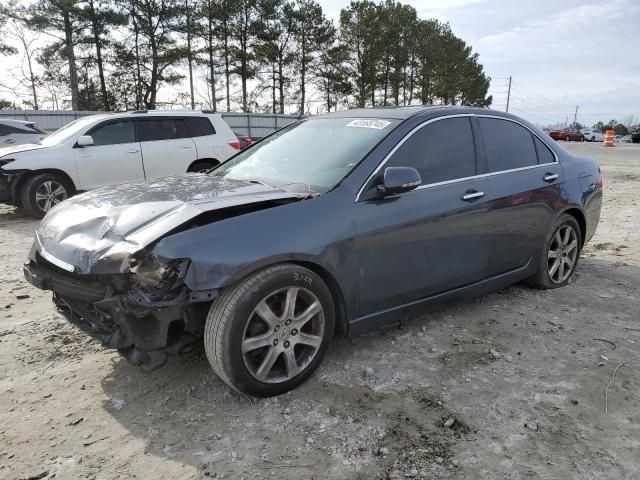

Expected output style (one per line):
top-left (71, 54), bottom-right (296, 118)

top-left (35, 174), bottom-right (301, 274)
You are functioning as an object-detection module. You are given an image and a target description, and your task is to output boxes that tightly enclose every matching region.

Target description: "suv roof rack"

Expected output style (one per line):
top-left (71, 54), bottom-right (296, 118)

top-left (201, 110), bottom-right (217, 114)
top-left (130, 110), bottom-right (148, 114)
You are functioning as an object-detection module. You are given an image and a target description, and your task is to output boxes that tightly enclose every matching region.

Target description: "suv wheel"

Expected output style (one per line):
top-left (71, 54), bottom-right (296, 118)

top-left (204, 264), bottom-right (335, 396)
top-left (187, 160), bottom-right (217, 173)
top-left (20, 173), bottom-right (72, 218)
top-left (526, 214), bottom-right (581, 289)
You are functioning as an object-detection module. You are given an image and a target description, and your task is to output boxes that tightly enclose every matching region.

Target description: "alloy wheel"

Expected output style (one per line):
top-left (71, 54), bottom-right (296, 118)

top-left (241, 286), bottom-right (325, 383)
top-left (35, 180), bottom-right (68, 213)
top-left (547, 225), bottom-right (579, 283)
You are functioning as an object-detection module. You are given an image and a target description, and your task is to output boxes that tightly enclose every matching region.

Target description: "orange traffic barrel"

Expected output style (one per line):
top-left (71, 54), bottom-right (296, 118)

top-left (604, 130), bottom-right (615, 147)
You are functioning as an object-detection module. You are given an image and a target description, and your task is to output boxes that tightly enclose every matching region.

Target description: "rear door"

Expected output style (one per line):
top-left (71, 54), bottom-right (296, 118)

top-left (474, 116), bottom-right (562, 276)
top-left (137, 117), bottom-right (197, 179)
top-left (74, 119), bottom-right (144, 189)
top-left (185, 116), bottom-right (216, 159)
top-left (354, 116), bottom-right (492, 318)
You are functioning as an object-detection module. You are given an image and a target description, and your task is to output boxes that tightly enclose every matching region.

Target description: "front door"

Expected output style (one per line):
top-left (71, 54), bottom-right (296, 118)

top-left (74, 119), bottom-right (144, 190)
top-left (354, 116), bottom-right (492, 318)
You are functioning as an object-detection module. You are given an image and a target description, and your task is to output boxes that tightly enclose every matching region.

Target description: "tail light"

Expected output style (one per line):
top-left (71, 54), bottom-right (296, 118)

top-left (595, 175), bottom-right (603, 189)
top-left (228, 140), bottom-right (241, 150)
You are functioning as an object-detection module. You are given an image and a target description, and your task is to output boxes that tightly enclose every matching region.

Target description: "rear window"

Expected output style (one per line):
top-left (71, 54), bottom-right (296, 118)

top-left (478, 118), bottom-right (538, 172)
top-left (185, 117), bottom-right (215, 137)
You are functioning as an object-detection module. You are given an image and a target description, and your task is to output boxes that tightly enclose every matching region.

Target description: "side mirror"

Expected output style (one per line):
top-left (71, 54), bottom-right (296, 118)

top-left (377, 166), bottom-right (422, 196)
top-left (77, 135), bottom-right (94, 147)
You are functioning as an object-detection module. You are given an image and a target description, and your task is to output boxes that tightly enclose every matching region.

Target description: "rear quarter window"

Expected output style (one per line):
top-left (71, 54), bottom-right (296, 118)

top-left (478, 117), bottom-right (538, 172)
top-left (185, 117), bottom-right (215, 137)
top-left (533, 136), bottom-right (556, 164)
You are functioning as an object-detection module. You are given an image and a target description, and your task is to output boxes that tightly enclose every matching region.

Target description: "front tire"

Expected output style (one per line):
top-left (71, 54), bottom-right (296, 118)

top-left (204, 264), bottom-right (335, 396)
top-left (526, 214), bottom-right (581, 289)
top-left (20, 173), bottom-right (72, 218)
top-left (565, 135), bottom-right (571, 141)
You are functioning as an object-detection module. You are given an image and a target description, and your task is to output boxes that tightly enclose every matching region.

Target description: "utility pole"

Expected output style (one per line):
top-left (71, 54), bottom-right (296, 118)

top-left (505, 76), bottom-right (512, 112)
top-left (573, 105), bottom-right (579, 126)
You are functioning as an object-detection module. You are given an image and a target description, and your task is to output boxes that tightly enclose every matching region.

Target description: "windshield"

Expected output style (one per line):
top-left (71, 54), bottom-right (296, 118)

top-left (38, 116), bottom-right (103, 147)
top-left (211, 117), bottom-right (398, 192)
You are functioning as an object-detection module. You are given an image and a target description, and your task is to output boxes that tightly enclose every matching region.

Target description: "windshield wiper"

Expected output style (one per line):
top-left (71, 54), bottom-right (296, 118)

top-left (246, 179), bottom-right (276, 188)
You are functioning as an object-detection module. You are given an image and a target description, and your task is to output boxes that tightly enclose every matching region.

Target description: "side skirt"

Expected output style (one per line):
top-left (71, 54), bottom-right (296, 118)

top-left (347, 257), bottom-right (537, 336)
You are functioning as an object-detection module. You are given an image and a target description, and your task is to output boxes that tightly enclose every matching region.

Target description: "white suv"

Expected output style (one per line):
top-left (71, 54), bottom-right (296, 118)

top-left (0, 110), bottom-right (239, 217)
top-left (579, 128), bottom-right (604, 142)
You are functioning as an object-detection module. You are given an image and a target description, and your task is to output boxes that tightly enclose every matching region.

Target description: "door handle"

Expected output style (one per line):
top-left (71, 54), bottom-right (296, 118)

top-left (180, 146), bottom-right (193, 149)
top-left (543, 173), bottom-right (559, 183)
top-left (461, 190), bottom-right (486, 202)
top-left (126, 149), bottom-right (140, 154)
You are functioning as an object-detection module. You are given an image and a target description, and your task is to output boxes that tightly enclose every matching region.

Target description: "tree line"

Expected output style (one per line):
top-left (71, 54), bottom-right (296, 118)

top-left (0, 0), bottom-right (492, 114)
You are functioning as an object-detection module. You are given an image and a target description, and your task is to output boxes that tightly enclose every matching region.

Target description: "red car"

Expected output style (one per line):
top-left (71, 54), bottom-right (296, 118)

top-left (233, 131), bottom-right (254, 149)
top-left (548, 128), bottom-right (584, 142)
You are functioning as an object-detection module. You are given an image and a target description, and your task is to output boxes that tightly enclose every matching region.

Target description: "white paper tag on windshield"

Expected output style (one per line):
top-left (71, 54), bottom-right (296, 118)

top-left (346, 119), bottom-right (391, 129)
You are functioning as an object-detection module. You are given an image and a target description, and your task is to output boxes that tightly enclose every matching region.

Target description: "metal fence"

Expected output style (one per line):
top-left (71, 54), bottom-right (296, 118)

top-left (0, 109), bottom-right (304, 138)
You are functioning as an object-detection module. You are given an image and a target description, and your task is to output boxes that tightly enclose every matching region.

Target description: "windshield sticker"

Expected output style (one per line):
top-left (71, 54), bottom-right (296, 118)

top-left (346, 119), bottom-right (391, 129)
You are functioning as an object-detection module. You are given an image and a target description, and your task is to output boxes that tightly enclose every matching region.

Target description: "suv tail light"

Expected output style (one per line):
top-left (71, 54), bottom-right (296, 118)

top-left (228, 140), bottom-right (241, 150)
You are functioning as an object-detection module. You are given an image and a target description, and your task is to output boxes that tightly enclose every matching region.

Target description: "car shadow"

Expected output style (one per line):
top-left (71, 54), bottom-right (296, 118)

top-left (97, 254), bottom-right (639, 478)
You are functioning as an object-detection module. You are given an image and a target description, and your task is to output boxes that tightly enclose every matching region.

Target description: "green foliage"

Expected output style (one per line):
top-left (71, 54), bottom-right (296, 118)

top-left (339, 1), bottom-right (491, 109)
top-left (594, 120), bottom-right (629, 136)
top-left (0, 0), bottom-right (492, 112)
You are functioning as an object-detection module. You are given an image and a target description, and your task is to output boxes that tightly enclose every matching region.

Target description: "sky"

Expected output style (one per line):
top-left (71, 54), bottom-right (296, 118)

top-left (1, 0), bottom-right (639, 127)
top-left (319, 0), bottom-right (640, 127)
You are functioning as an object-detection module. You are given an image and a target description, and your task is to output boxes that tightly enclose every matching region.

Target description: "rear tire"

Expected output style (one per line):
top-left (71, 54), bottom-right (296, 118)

top-left (20, 172), bottom-right (72, 219)
top-left (187, 160), bottom-right (218, 173)
top-left (204, 263), bottom-right (335, 396)
top-left (526, 214), bottom-right (582, 289)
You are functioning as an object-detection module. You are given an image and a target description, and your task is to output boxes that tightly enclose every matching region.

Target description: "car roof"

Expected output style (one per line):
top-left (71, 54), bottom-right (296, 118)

top-left (316, 105), bottom-right (523, 122)
top-left (124, 110), bottom-right (221, 117)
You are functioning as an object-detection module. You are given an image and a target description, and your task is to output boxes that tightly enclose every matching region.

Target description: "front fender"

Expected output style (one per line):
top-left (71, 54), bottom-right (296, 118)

top-left (150, 189), bottom-right (358, 314)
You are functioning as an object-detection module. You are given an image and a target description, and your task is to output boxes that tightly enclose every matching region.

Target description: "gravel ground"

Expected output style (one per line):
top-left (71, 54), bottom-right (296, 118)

top-left (1, 142), bottom-right (639, 480)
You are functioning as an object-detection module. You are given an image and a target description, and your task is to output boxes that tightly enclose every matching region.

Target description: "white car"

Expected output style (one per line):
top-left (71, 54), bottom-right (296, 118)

top-left (0, 119), bottom-right (48, 146)
top-left (0, 110), bottom-right (240, 217)
top-left (579, 128), bottom-right (604, 142)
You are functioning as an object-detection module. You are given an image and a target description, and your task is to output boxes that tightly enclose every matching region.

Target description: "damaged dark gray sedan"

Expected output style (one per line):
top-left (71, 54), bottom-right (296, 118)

top-left (24, 106), bottom-right (602, 396)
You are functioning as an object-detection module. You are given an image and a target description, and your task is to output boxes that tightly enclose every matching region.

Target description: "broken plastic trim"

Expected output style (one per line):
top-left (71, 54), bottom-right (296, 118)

top-left (129, 252), bottom-right (190, 290)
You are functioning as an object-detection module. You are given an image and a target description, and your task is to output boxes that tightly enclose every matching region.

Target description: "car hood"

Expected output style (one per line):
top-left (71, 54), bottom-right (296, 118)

top-left (0, 142), bottom-right (50, 157)
top-left (35, 174), bottom-right (303, 274)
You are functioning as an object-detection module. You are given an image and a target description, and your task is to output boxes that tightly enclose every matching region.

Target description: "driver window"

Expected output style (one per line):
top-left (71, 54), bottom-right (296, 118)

top-left (90, 121), bottom-right (135, 146)
top-left (386, 117), bottom-right (476, 184)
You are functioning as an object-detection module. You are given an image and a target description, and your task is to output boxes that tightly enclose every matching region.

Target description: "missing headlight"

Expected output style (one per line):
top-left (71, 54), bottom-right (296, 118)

top-left (129, 253), bottom-right (190, 290)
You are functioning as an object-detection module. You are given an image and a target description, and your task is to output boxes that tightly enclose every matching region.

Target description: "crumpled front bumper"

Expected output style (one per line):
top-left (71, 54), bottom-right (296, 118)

top-left (24, 256), bottom-right (216, 369)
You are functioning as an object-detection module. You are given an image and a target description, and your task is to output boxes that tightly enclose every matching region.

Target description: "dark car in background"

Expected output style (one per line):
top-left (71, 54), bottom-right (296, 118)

top-left (23, 106), bottom-right (602, 396)
top-left (548, 127), bottom-right (584, 142)
top-left (632, 127), bottom-right (640, 144)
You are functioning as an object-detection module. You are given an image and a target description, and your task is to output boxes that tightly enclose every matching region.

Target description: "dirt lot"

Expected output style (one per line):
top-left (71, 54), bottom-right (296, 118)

top-left (1, 142), bottom-right (639, 480)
